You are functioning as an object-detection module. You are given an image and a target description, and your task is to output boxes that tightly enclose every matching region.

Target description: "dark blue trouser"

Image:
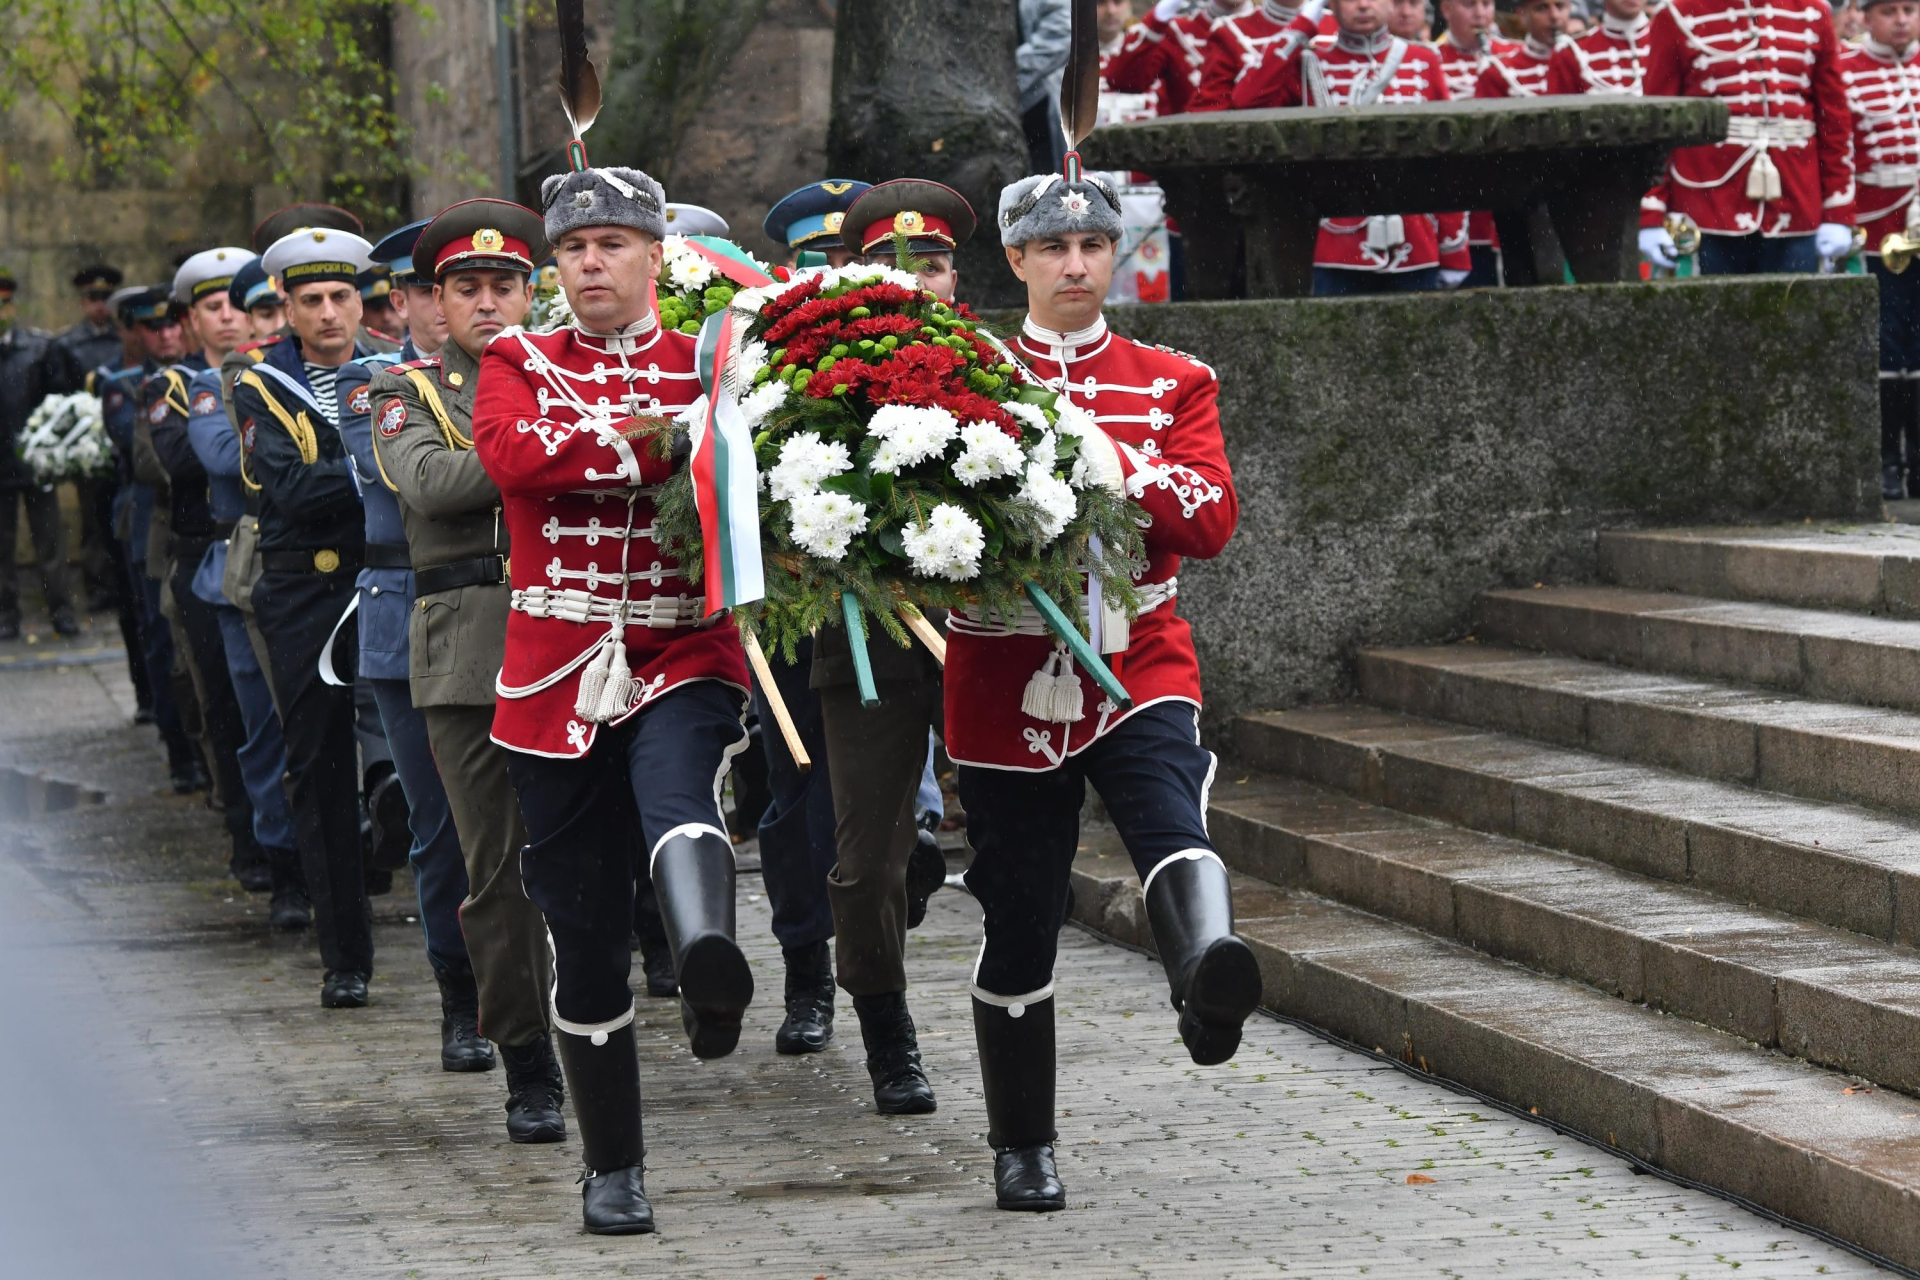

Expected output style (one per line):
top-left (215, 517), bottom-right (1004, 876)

top-left (1464, 245), bottom-right (1502, 289)
top-left (134, 569), bottom-right (189, 758)
top-left (368, 677), bottom-right (470, 979)
top-left (213, 603), bottom-right (297, 853)
top-left (507, 680), bottom-right (748, 1026)
top-left (1312, 266), bottom-right (1440, 296)
top-left (959, 702), bottom-right (1218, 999)
top-left (1695, 232), bottom-right (1820, 276)
top-left (750, 636), bottom-right (838, 950)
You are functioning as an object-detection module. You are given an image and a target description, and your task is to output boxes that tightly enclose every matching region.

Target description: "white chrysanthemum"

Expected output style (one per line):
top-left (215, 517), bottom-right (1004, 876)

top-left (1016, 460), bottom-right (1078, 544)
top-left (1005, 401), bottom-right (1050, 433)
top-left (787, 489), bottom-right (870, 559)
top-left (768, 431), bottom-right (853, 502)
top-left (1052, 399), bottom-right (1094, 439)
top-left (887, 409), bottom-right (958, 469)
top-left (730, 284), bottom-right (777, 317)
top-left (667, 251), bottom-right (714, 291)
top-left (902, 503), bottom-right (986, 582)
top-left (739, 380), bottom-right (788, 428)
top-left (954, 420), bottom-right (1025, 485)
top-left (738, 340), bottom-right (769, 379)
top-left (870, 438), bottom-right (904, 474)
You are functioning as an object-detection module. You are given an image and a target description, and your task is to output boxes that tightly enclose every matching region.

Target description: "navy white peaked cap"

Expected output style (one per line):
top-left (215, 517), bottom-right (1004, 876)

top-left (540, 167), bottom-right (668, 242)
top-left (172, 246), bottom-right (252, 304)
top-left (261, 227), bottom-right (375, 290)
top-left (997, 173), bottom-right (1125, 247)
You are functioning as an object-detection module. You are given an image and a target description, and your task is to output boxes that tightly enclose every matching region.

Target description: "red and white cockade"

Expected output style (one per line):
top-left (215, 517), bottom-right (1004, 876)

top-left (1642, 0), bottom-right (1855, 236)
top-left (1839, 37), bottom-right (1920, 253)
top-left (1232, 28), bottom-right (1472, 276)
top-left (1548, 11), bottom-right (1652, 94)
top-left (471, 314), bottom-right (748, 758)
top-left (944, 317), bottom-right (1236, 772)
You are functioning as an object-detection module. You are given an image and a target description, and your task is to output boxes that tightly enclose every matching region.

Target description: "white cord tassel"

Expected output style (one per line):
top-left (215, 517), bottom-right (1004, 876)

top-left (573, 635), bottom-right (612, 720)
top-left (1049, 656), bottom-right (1085, 723)
top-left (1021, 645), bottom-right (1085, 724)
top-left (1746, 147), bottom-right (1782, 202)
top-left (593, 623), bottom-right (634, 720)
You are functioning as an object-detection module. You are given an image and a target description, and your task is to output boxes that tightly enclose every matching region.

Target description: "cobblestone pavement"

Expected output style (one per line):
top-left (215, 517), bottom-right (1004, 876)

top-left (0, 621), bottom-right (1891, 1279)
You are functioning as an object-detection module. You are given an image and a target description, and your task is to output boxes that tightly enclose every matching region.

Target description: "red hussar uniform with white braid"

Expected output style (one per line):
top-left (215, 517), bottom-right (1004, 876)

top-left (1439, 33), bottom-right (1519, 250)
top-left (1101, 29), bottom-right (1166, 123)
top-left (1641, 0), bottom-right (1855, 237)
top-left (1232, 30), bottom-right (1472, 273)
top-left (1839, 39), bottom-right (1920, 254)
top-left (471, 318), bottom-right (749, 759)
top-left (1473, 35), bottom-right (1560, 97)
top-left (1106, 4), bottom-right (1244, 115)
top-left (943, 317), bottom-right (1236, 772)
top-left (1548, 12), bottom-right (1652, 94)
top-left (1190, 1), bottom-right (1335, 109)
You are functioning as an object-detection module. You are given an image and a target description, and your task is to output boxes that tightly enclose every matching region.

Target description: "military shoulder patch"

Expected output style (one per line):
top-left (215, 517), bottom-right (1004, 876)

top-left (347, 384), bottom-right (372, 417)
top-left (189, 390), bottom-right (219, 417)
top-left (148, 398), bottom-right (170, 425)
top-left (390, 357), bottom-right (441, 373)
top-left (241, 419), bottom-right (257, 454)
top-left (377, 400), bottom-right (408, 438)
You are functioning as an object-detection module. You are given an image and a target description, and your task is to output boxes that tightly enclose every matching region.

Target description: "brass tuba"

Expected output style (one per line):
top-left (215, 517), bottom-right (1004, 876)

top-left (1884, 230), bottom-right (1920, 274)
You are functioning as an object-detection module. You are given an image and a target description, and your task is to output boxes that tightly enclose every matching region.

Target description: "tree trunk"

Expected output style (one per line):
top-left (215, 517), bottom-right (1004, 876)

top-left (827, 0), bottom-right (1030, 309)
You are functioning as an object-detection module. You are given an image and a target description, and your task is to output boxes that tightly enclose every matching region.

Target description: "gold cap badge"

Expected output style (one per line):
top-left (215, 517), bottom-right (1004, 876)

top-left (823, 212), bottom-right (845, 234)
top-left (472, 227), bottom-right (505, 253)
top-left (894, 210), bottom-right (925, 235)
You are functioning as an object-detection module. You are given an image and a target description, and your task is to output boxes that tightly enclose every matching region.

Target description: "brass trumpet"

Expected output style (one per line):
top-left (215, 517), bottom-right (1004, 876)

top-left (1664, 214), bottom-right (1701, 258)
top-left (1884, 230), bottom-right (1920, 274)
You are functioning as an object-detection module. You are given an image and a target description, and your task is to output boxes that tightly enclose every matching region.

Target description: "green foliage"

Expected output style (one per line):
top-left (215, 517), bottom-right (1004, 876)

top-left (1, 0), bottom-right (416, 214)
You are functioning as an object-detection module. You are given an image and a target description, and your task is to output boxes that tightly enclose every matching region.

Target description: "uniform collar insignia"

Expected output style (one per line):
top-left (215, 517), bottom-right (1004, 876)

top-left (1600, 11), bottom-right (1648, 37)
top-left (1336, 26), bottom-right (1394, 54)
top-left (1022, 314), bottom-right (1110, 358)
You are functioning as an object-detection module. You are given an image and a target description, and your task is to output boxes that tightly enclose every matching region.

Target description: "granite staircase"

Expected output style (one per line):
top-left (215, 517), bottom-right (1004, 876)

top-left (1067, 524), bottom-right (1920, 1271)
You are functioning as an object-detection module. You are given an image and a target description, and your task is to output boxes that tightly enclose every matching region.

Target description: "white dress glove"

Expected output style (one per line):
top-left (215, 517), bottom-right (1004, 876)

top-left (1152, 0), bottom-right (1188, 20)
top-left (1438, 268), bottom-right (1470, 289)
top-left (1638, 225), bottom-right (1678, 269)
top-left (1815, 221), bottom-right (1854, 260)
top-left (1297, 0), bottom-right (1330, 24)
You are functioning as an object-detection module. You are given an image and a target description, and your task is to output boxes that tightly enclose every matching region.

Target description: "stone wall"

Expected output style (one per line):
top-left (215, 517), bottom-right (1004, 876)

top-left (1094, 275), bottom-right (1880, 730)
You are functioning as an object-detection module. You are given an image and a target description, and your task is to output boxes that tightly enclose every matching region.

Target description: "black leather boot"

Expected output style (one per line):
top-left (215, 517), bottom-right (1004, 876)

top-left (634, 878), bottom-right (677, 998)
top-left (852, 991), bottom-right (936, 1114)
top-left (650, 830), bottom-right (752, 1059)
top-left (501, 1035), bottom-right (567, 1143)
top-left (775, 940), bottom-right (834, 1055)
top-left (436, 970), bottom-right (495, 1072)
top-left (1144, 854), bottom-right (1262, 1066)
top-left (973, 995), bottom-right (1065, 1211)
top-left (321, 970), bottom-right (368, 1008)
top-left (905, 824), bottom-right (946, 930)
top-left (365, 767), bottom-right (412, 872)
top-left (229, 831), bottom-right (273, 892)
top-left (553, 1023), bottom-right (653, 1234)
top-left (267, 842), bottom-right (311, 930)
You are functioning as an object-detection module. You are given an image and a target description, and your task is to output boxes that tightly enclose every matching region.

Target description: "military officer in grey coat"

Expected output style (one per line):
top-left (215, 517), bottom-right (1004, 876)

top-left (368, 198), bottom-right (567, 1140)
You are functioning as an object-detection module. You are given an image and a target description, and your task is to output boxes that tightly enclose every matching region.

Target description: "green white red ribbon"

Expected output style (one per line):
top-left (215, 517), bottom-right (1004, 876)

top-left (691, 309), bottom-right (765, 617)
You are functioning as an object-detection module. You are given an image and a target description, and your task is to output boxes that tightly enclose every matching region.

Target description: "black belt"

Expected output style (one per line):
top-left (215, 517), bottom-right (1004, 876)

top-left (363, 541), bottom-right (411, 569)
top-left (261, 548), bottom-right (360, 574)
top-left (415, 555), bottom-right (508, 597)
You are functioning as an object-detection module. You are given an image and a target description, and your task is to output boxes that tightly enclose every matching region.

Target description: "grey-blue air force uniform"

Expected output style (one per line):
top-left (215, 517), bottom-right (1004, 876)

top-left (335, 350), bottom-right (471, 983)
top-left (184, 367), bottom-right (300, 869)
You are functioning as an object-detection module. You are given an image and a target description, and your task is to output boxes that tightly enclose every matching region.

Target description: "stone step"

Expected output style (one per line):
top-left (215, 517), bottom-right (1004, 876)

top-left (1357, 642), bottom-right (1920, 820)
top-left (1065, 851), bottom-right (1920, 1273)
top-left (1233, 705), bottom-right (1920, 946)
top-left (1473, 584), bottom-right (1920, 714)
top-left (1196, 768), bottom-right (1920, 1094)
top-left (1598, 525), bottom-right (1920, 616)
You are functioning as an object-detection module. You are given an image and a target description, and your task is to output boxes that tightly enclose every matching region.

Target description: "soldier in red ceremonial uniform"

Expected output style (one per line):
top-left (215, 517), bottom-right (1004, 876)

top-left (946, 169), bottom-right (1260, 1214)
top-left (1471, 0), bottom-right (1570, 96)
top-left (1546, 0), bottom-right (1651, 94)
top-left (1189, 0), bottom-right (1333, 109)
top-left (1233, 0), bottom-right (1474, 293)
top-left (1437, 0), bottom-right (1516, 283)
top-left (1106, 0), bottom-right (1252, 115)
top-left (1838, 0), bottom-right (1920, 497)
top-left (1640, 0), bottom-right (1857, 273)
top-left (470, 164), bottom-right (753, 1236)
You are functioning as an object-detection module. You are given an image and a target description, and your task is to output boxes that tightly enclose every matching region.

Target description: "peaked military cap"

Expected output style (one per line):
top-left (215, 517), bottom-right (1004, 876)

top-left (115, 286), bottom-right (178, 324)
top-left (664, 203), bottom-right (731, 237)
top-left (226, 257), bottom-right (280, 313)
top-left (417, 198), bottom-right (548, 279)
top-left (251, 202), bottom-right (364, 254)
top-left (369, 219), bottom-right (431, 286)
top-left (172, 246), bottom-right (252, 305)
top-left (261, 227), bottom-right (375, 291)
top-left (845, 180), bottom-right (977, 255)
top-left (358, 263), bottom-right (393, 300)
top-left (998, 173), bottom-right (1125, 247)
top-left (72, 264), bottom-right (124, 292)
top-left (763, 180), bottom-right (872, 251)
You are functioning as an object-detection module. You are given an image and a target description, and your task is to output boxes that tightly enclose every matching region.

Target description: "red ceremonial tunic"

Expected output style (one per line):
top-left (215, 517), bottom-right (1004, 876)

top-left (1439, 33), bottom-right (1519, 246)
top-left (1472, 35), bottom-right (1559, 98)
top-left (1233, 30), bottom-right (1471, 273)
top-left (1190, 2), bottom-right (1336, 111)
top-left (1547, 13), bottom-right (1652, 94)
top-left (1104, 5), bottom-right (1236, 115)
top-left (471, 316), bottom-right (749, 758)
top-left (1838, 39), bottom-right (1920, 256)
top-left (943, 317), bottom-right (1236, 773)
top-left (1101, 31), bottom-right (1164, 125)
top-left (1641, 0), bottom-right (1855, 236)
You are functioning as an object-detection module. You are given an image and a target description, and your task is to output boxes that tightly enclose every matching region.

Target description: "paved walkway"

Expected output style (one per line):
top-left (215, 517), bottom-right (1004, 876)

top-left (0, 615), bottom-right (1890, 1279)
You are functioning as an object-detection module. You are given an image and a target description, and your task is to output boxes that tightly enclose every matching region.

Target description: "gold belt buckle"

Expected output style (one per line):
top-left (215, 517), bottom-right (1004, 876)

top-left (313, 548), bottom-right (340, 573)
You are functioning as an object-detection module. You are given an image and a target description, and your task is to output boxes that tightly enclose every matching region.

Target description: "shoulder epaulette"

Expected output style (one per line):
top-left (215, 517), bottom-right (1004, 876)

top-left (391, 356), bottom-right (441, 372)
top-left (1126, 335), bottom-right (1218, 379)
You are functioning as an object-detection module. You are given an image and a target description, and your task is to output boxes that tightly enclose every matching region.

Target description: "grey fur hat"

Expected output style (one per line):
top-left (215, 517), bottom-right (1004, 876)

top-left (997, 173), bottom-right (1125, 247)
top-left (540, 167), bottom-right (668, 242)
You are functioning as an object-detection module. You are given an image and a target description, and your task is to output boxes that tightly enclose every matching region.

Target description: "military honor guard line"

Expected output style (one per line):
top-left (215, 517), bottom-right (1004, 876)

top-left (4, 0), bottom-right (1914, 1244)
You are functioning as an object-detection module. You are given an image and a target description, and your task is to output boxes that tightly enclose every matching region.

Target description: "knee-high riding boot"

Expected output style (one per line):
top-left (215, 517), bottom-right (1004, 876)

top-left (553, 1021), bottom-right (653, 1235)
top-left (650, 829), bottom-right (753, 1059)
top-left (972, 995), bottom-right (1065, 1212)
top-left (1144, 853), bottom-right (1262, 1066)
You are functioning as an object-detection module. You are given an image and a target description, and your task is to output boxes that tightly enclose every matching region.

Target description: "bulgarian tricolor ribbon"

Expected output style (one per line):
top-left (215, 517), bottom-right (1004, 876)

top-left (690, 309), bottom-right (766, 618)
top-left (682, 236), bottom-right (775, 289)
